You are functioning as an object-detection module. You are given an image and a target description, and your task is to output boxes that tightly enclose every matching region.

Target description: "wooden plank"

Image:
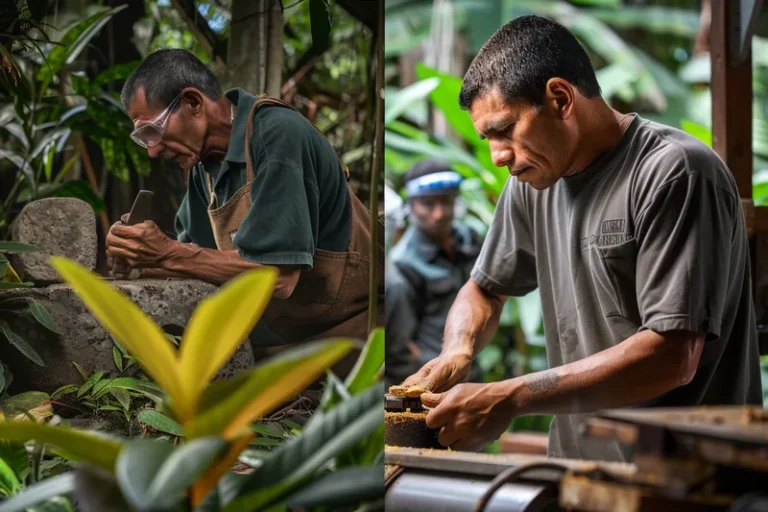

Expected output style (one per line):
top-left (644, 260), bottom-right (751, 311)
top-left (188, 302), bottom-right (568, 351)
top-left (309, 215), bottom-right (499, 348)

top-left (710, 0), bottom-right (753, 199)
top-left (755, 206), bottom-right (768, 234)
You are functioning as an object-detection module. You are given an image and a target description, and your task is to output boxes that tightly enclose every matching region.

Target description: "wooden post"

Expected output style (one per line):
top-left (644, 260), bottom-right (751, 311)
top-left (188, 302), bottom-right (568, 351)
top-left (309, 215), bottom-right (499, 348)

top-left (228, 0), bottom-right (283, 96)
top-left (710, 0), bottom-right (753, 200)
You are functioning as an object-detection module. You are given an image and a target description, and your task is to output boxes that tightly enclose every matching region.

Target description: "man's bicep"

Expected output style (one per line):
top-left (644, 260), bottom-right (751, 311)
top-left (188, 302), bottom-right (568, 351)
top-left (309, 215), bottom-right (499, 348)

top-left (635, 174), bottom-right (737, 341)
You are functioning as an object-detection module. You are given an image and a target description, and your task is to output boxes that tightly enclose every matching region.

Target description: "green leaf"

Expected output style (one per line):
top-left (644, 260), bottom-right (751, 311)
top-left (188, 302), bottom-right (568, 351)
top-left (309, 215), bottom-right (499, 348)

top-left (250, 423), bottom-right (285, 439)
top-left (0, 254), bottom-right (7, 280)
top-left (284, 466), bottom-right (384, 509)
top-left (109, 389), bottom-right (131, 412)
top-left (308, 0), bottom-right (331, 54)
top-left (137, 410), bottom-right (184, 436)
top-left (0, 456), bottom-right (22, 496)
top-left (415, 64), bottom-right (488, 153)
top-left (345, 328), bottom-right (384, 395)
top-left (72, 362), bottom-right (89, 382)
top-left (113, 346), bottom-right (123, 371)
top-left (27, 300), bottom-right (60, 334)
top-left (0, 282), bottom-right (34, 290)
top-left (98, 138), bottom-right (130, 182)
top-left (249, 438), bottom-right (283, 447)
top-left (37, 6), bottom-right (129, 95)
top-left (0, 439), bottom-right (29, 482)
top-left (384, 78), bottom-right (440, 125)
top-left (115, 439), bottom-right (175, 512)
top-left (50, 180), bottom-right (106, 213)
top-left (77, 371), bottom-right (103, 398)
top-left (0, 422), bottom-right (122, 471)
top-left (50, 384), bottom-right (79, 400)
top-left (223, 382), bottom-right (384, 510)
top-left (92, 61), bottom-right (140, 90)
top-left (0, 392), bottom-right (51, 420)
top-left (0, 320), bottom-right (44, 366)
top-left (0, 473), bottom-right (74, 512)
top-left (0, 242), bottom-right (40, 253)
top-left (188, 339), bottom-right (354, 439)
top-left (144, 437), bottom-right (227, 509)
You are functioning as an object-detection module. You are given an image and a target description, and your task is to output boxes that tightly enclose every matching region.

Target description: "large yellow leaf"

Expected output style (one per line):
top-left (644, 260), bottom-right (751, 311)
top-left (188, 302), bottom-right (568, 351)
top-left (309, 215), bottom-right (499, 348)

top-left (179, 267), bottom-right (277, 409)
top-left (185, 339), bottom-right (355, 439)
top-left (49, 257), bottom-right (189, 418)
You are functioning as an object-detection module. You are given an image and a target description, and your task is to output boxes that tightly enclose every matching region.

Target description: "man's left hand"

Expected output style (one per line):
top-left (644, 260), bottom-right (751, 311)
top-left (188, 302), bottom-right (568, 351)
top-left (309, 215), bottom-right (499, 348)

top-left (106, 219), bottom-right (177, 269)
top-left (422, 381), bottom-right (515, 452)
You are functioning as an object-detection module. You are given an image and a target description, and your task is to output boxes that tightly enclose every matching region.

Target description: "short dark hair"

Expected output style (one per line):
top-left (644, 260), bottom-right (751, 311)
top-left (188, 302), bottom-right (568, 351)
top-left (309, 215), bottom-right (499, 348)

top-left (458, 15), bottom-right (601, 110)
top-left (404, 160), bottom-right (454, 184)
top-left (121, 49), bottom-right (222, 111)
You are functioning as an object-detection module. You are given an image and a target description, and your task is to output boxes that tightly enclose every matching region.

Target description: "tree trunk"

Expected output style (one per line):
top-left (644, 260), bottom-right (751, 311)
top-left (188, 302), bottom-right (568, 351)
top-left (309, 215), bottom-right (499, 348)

top-left (227, 0), bottom-right (283, 95)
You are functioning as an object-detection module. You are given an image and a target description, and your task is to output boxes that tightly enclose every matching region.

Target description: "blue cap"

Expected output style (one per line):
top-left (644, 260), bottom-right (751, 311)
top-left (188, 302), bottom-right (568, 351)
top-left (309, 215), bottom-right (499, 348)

top-left (406, 171), bottom-right (463, 198)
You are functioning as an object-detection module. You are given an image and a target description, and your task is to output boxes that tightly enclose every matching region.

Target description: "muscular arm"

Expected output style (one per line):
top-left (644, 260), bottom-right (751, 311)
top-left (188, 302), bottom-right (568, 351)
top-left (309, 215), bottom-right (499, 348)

top-left (424, 329), bottom-right (705, 450)
top-left (163, 242), bottom-right (301, 299)
top-left (503, 329), bottom-right (704, 415)
top-left (107, 222), bottom-right (301, 299)
top-left (442, 278), bottom-right (508, 358)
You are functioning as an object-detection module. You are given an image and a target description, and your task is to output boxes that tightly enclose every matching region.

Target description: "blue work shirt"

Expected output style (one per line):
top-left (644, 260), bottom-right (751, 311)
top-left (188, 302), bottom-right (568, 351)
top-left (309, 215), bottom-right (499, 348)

top-left (385, 221), bottom-right (483, 385)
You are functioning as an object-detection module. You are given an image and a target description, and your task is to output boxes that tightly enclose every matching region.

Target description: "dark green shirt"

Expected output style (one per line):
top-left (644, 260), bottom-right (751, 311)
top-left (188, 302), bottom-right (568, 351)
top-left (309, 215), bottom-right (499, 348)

top-left (174, 88), bottom-right (351, 268)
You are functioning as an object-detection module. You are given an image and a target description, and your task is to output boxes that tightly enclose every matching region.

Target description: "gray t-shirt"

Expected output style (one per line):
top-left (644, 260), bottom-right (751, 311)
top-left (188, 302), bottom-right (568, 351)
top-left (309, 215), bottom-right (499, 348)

top-left (472, 115), bottom-right (762, 462)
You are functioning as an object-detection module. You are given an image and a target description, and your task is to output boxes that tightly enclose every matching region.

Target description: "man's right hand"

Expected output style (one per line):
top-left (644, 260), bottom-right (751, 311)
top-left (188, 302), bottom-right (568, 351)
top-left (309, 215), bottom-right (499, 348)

top-left (401, 350), bottom-right (473, 394)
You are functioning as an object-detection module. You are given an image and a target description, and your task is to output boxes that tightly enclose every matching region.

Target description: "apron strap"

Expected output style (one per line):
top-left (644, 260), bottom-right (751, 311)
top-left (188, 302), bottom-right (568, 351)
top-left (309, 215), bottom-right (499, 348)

top-left (244, 93), bottom-right (351, 182)
top-left (205, 172), bottom-right (216, 208)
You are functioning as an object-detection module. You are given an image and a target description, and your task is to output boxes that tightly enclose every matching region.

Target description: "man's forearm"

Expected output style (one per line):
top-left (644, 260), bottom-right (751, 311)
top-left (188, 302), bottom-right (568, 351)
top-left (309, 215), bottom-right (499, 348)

top-left (442, 279), bottom-right (506, 357)
top-left (502, 330), bottom-right (704, 416)
top-left (162, 242), bottom-right (297, 298)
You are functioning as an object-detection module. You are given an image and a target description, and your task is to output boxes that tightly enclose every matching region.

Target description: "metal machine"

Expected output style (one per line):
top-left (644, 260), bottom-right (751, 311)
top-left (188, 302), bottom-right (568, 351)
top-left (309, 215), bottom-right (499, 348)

top-left (384, 406), bottom-right (768, 511)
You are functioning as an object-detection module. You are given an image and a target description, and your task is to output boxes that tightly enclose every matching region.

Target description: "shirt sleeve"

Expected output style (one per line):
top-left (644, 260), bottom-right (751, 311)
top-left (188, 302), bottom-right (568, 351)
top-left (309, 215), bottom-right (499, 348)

top-left (233, 159), bottom-right (316, 268)
top-left (635, 173), bottom-right (738, 341)
top-left (385, 262), bottom-right (420, 382)
top-left (470, 178), bottom-right (538, 296)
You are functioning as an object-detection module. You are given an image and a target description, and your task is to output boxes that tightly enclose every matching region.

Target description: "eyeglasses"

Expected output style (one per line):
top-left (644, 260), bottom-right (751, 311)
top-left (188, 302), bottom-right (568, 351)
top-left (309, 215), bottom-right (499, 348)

top-left (129, 95), bottom-right (182, 148)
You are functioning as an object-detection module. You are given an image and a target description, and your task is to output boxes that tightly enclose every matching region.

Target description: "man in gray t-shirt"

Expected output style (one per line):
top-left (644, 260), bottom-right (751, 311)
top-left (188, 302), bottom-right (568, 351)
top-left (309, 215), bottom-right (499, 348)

top-left (400, 15), bottom-right (762, 462)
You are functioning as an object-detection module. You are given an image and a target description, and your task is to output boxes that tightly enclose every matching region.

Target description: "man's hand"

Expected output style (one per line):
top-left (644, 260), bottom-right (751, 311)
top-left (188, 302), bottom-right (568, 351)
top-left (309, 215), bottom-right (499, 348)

top-left (106, 218), bottom-right (177, 271)
top-left (401, 350), bottom-right (473, 393)
top-left (422, 381), bottom-right (514, 451)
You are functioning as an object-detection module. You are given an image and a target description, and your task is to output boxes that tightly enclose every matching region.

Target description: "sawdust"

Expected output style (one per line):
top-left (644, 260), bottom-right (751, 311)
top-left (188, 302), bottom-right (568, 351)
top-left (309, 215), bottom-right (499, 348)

top-left (385, 411), bottom-right (428, 426)
top-left (388, 384), bottom-right (429, 398)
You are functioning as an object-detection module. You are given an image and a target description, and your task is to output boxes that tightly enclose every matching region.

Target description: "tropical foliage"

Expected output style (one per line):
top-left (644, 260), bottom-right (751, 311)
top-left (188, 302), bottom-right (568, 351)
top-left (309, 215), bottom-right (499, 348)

top-left (0, 258), bottom-right (384, 511)
top-left (0, 241), bottom-right (59, 396)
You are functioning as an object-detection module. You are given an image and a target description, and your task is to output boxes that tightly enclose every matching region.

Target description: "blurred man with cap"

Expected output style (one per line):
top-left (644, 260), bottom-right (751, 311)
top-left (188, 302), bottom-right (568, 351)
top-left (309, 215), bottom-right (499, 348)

top-left (385, 160), bottom-right (483, 387)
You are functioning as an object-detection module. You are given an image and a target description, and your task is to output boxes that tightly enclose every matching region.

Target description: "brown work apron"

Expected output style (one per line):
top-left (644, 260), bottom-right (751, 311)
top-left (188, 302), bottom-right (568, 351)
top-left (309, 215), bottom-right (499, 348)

top-left (205, 96), bottom-right (384, 358)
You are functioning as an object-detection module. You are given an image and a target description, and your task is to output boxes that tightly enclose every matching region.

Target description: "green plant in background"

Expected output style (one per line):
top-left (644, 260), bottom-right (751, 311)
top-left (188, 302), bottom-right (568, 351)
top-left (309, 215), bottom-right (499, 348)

top-left (0, 257), bottom-right (384, 511)
top-left (0, 2), bottom-right (151, 239)
top-left (0, 241), bottom-right (59, 396)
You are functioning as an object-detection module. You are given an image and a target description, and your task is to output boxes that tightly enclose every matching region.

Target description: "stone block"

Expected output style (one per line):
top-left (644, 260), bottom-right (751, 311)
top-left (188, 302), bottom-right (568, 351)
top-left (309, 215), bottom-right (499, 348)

top-left (0, 279), bottom-right (255, 393)
top-left (10, 198), bottom-right (97, 283)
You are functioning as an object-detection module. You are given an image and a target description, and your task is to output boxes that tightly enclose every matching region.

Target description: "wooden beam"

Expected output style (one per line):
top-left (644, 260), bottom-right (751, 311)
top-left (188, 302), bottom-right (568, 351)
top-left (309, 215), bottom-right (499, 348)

top-left (710, 0), bottom-right (753, 199)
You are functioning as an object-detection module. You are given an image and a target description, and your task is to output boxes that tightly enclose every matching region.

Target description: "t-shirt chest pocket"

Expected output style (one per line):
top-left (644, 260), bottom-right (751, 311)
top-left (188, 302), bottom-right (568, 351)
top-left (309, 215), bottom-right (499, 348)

top-left (587, 238), bottom-right (639, 319)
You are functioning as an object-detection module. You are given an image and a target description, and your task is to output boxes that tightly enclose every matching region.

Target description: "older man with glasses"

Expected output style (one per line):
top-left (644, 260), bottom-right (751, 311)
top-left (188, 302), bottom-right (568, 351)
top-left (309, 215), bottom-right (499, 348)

top-left (107, 48), bottom-right (383, 358)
